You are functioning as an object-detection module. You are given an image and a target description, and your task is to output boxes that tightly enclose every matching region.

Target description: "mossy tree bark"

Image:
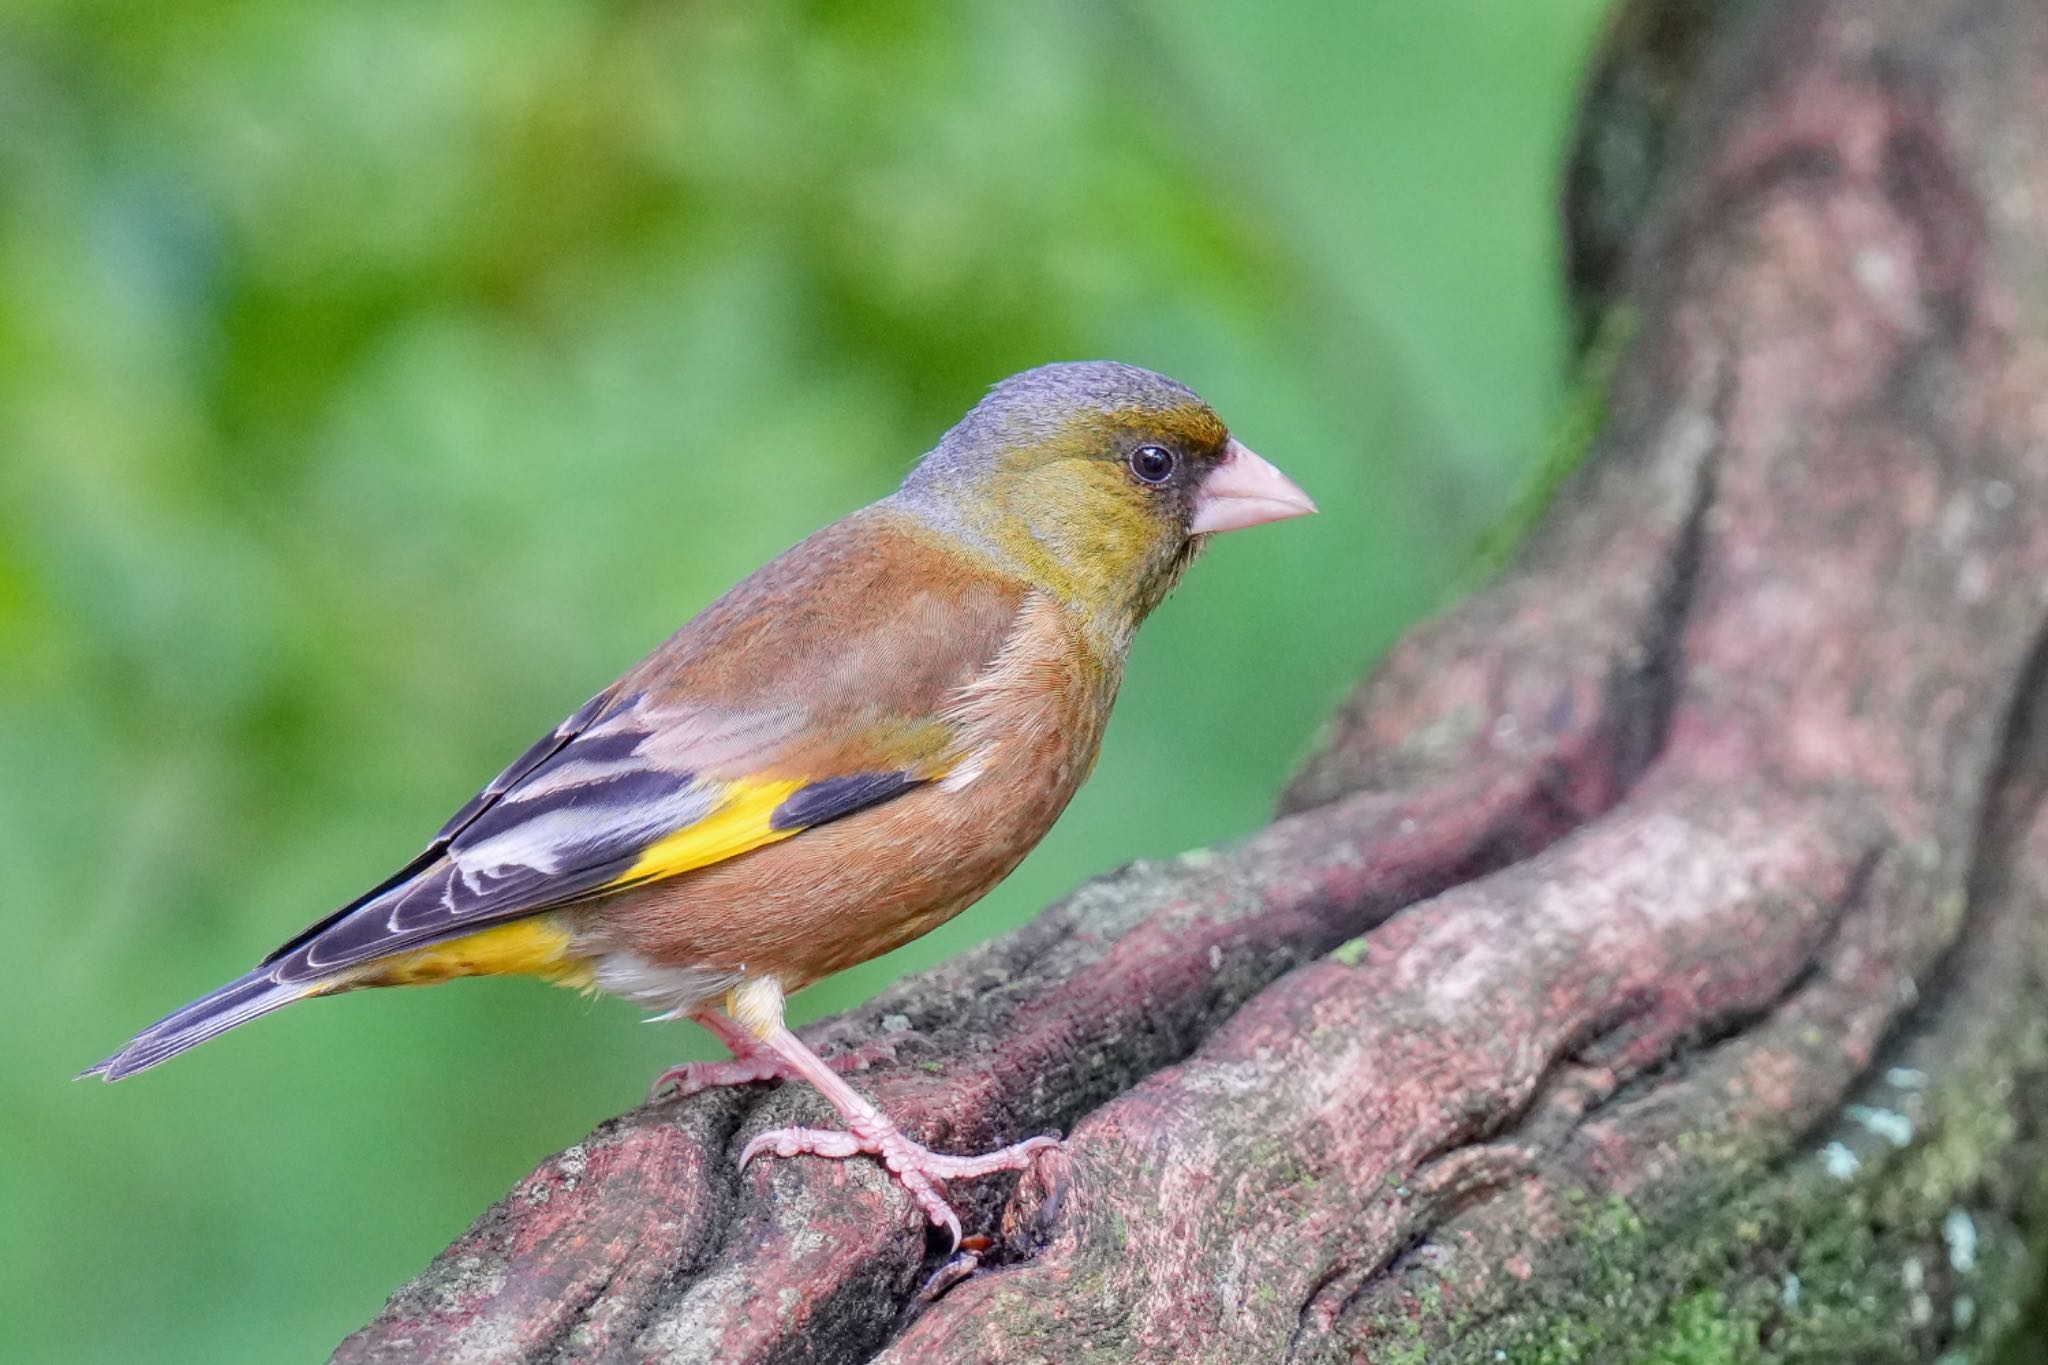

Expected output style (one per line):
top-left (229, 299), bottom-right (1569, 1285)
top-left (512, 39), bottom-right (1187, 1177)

top-left (338, 0), bottom-right (2048, 1359)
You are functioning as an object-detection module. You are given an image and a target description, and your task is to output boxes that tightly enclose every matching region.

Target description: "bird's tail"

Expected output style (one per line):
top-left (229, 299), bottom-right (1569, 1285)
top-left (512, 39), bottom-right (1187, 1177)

top-left (81, 968), bottom-right (322, 1082)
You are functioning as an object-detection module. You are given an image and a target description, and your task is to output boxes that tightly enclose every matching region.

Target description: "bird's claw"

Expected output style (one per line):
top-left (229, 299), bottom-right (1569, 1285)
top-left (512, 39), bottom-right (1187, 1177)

top-left (740, 1118), bottom-right (1059, 1250)
top-left (649, 1037), bottom-right (900, 1102)
top-left (648, 1055), bottom-right (787, 1102)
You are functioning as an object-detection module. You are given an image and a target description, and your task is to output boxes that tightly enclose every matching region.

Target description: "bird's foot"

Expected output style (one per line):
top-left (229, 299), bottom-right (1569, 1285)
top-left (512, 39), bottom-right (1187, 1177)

top-left (649, 1054), bottom-right (788, 1101)
top-left (649, 1036), bottom-right (899, 1102)
top-left (740, 1116), bottom-right (1058, 1249)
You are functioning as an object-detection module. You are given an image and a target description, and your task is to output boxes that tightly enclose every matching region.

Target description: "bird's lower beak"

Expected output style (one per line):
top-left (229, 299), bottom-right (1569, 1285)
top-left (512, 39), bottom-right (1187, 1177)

top-left (1188, 440), bottom-right (1318, 535)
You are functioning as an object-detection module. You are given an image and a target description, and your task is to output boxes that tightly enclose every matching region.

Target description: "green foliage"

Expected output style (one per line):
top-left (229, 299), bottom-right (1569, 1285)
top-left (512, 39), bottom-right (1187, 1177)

top-left (0, 1), bottom-right (1608, 1359)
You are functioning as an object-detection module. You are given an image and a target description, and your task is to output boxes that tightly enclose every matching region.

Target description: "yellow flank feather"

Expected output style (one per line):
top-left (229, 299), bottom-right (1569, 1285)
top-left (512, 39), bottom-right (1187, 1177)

top-left (609, 777), bottom-right (809, 888)
top-left (356, 917), bottom-right (595, 989)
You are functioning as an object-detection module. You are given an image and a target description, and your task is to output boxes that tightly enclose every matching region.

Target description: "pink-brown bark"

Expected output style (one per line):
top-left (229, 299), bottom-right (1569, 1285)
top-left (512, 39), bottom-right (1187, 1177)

top-left (337, 0), bottom-right (2048, 1360)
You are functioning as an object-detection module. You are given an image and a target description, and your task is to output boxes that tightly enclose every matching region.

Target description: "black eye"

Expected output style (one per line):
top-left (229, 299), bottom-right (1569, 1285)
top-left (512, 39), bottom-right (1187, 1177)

top-left (1128, 445), bottom-right (1178, 484)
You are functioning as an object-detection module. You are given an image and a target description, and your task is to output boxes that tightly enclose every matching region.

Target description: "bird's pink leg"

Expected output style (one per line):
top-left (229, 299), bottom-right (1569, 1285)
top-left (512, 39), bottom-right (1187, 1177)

top-left (647, 1011), bottom-right (897, 1101)
top-left (739, 1024), bottom-right (1058, 1249)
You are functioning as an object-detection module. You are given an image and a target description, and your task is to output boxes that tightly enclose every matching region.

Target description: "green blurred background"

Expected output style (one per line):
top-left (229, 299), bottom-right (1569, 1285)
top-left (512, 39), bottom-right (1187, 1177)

top-left (0, 2), bottom-right (1612, 1359)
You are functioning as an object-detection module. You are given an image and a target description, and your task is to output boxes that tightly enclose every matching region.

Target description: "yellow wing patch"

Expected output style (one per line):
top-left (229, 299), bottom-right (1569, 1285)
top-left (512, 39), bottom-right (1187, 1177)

top-left (607, 777), bottom-right (809, 889)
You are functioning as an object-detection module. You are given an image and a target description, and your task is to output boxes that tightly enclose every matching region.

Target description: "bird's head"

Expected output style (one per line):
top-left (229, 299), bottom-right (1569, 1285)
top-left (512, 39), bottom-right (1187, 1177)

top-left (898, 361), bottom-right (1315, 641)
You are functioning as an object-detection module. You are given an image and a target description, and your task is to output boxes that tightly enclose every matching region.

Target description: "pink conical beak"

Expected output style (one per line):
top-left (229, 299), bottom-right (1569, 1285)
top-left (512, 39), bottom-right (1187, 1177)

top-left (1188, 439), bottom-right (1317, 534)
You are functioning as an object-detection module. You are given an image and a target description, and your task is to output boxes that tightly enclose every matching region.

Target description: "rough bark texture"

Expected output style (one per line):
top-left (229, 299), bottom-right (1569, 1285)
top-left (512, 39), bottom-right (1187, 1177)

top-left (337, 0), bottom-right (2048, 1359)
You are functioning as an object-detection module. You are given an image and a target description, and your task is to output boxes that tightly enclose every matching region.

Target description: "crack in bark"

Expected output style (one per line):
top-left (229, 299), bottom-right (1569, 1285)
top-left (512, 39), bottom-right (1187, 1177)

top-left (1289, 1144), bottom-right (1543, 1358)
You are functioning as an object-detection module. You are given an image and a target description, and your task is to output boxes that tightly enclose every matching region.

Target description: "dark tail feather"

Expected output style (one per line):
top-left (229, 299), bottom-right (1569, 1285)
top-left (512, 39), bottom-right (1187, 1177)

top-left (81, 968), bottom-right (317, 1082)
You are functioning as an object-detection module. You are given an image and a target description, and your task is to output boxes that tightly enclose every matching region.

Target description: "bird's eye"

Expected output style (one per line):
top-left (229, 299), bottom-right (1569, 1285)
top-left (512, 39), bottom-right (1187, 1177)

top-left (1128, 445), bottom-right (1178, 485)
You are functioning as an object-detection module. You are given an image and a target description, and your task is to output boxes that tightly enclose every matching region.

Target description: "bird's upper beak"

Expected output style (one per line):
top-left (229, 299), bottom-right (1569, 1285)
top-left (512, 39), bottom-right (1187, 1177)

top-left (1188, 439), bottom-right (1318, 535)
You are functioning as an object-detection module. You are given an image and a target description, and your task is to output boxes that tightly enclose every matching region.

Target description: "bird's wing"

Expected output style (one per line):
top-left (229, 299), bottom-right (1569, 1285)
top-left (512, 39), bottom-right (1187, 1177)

top-left (263, 512), bottom-right (1025, 985)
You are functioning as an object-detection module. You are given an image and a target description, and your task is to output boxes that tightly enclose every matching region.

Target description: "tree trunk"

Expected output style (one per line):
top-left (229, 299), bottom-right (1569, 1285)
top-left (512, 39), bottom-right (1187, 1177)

top-left (336, 0), bottom-right (2048, 1359)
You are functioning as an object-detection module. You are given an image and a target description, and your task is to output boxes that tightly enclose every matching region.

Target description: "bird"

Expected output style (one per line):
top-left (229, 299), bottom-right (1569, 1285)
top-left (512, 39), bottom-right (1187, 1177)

top-left (85, 360), bottom-right (1316, 1244)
